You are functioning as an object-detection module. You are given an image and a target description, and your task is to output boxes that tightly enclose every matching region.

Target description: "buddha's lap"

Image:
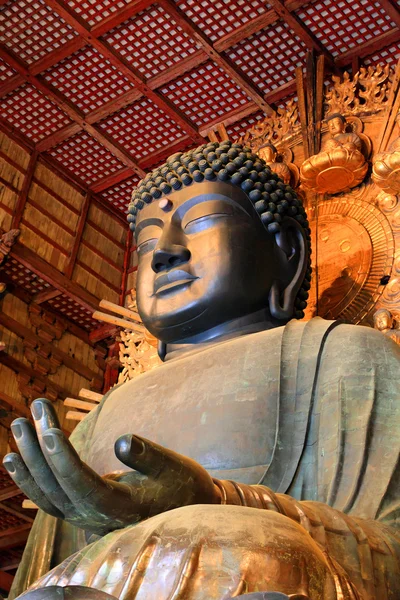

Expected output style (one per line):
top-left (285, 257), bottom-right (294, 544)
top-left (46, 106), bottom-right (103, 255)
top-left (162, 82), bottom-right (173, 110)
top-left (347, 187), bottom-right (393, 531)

top-left (27, 505), bottom-right (339, 600)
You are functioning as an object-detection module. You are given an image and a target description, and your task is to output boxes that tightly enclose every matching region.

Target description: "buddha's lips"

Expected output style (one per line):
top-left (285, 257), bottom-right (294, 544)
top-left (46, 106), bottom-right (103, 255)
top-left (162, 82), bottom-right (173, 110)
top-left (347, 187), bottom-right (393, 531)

top-left (154, 269), bottom-right (198, 294)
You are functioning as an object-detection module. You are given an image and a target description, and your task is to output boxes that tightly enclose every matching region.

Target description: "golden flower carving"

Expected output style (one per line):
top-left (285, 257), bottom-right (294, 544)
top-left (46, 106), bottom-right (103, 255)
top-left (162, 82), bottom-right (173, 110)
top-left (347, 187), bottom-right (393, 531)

top-left (300, 146), bottom-right (368, 194)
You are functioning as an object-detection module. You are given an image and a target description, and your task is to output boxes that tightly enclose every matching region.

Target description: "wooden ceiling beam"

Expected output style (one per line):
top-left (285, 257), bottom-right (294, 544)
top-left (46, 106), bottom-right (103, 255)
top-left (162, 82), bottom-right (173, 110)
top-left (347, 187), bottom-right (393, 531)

top-left (0, 502), bottom-right (34, 524)
top-left (32, 288), bottom-right (62, 304)
top-left (0, 527), bottom-right (30, 550)
top-left (336, 28), bottom-right (400, 67)
top-left (0, 391), bottom-right (30, 420)
top-left (89, 0), bottom-right (154, 37)
top-left (158, 0), bottom-right (275, 116)
top-left (9, 242), bottom-right (100, 314)
top-left (0, 568), bottom-right (14, 592)
top-left (0, 523), bottom-right (31, 541)
top-left (214, 0), bottom-right (312, 52)
top-left (11, 149), bottom-right (38, 230)
top-left (41, 0), bottom-right (204, 144)
top-left (0, 486), bottom-right (21, 502)
top-left (376, 0), bottom-right (400, 29)
top-left (267, 0), bottom-right (335, 68)
top-left (65, 192), bottom-right (92, 279)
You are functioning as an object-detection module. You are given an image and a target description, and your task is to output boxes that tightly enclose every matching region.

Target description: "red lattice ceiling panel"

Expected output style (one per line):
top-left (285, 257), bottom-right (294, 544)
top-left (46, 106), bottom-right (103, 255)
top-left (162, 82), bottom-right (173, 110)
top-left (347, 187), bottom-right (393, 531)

top-left (47, 131), bottom-right (127, 186)
top-left (100, 174), bottom-right (141, 212)
top-left (102, 4), bottom-right (200, 80)
top-left (160, 61), bottom-right (251, 128)
top-left (226, 110), bottom-right (265, 140)
top-left (43, 46), bottom-right (135, 113)
top-left (0, 507), bottom-right (27, 531)
top-left (227, 21), bottom-right (306, 95)
top-left (0, 470), bottom-right (14, 491)
top-left (0, 58), bottom-right (17, 85)
top-left (66, 0), bottom-right (131, 27)
top-left (363, 42), bottom-right (400, 68)
top-left (296, 0), bottom-right (396, 57)
top-left (44, 294), bottom-right (98, 331)
top-left (2, 257), bottom-right (52, 295)
top-left (174, 0), bottom-right (270, 42)
top-left (98, 97), bottom-right (186, 159)
top-left (0, 84), bottom-right (72, 143)
top-left (0, 0), bottom-right (78, 65)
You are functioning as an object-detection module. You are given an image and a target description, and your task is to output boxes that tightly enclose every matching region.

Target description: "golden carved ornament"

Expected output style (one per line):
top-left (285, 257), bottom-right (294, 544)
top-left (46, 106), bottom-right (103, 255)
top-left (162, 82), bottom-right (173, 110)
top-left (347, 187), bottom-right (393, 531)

top-left (258, 144), bottom-right (300, 188)
top-left (325, 65), bottom-right (391, 117)
top-left (238, 99), bottom-right (300, 150)
top-left (300, 114), bottom-right (369, 194)
top-left (372, 115), bottom-right (400, 195)
top-left (117, 291), bottom-right (161, 384)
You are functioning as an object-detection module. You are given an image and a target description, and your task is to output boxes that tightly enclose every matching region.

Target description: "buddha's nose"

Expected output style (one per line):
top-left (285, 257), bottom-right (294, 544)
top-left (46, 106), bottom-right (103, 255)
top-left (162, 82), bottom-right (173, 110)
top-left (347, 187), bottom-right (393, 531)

top-left (151, 244), bottom-right (191, 273)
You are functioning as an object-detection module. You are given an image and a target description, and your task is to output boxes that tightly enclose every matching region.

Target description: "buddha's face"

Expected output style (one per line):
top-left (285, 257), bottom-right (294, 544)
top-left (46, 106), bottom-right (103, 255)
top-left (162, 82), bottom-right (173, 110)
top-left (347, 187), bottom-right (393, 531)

top-left (259, 146), bottom-right (276, 163)
top-left (328, 117), bottom-right (345, 136)
top-left (135, 181), bottom-right (278, 343)
top-left (374, 310), bottom-right (392, 331)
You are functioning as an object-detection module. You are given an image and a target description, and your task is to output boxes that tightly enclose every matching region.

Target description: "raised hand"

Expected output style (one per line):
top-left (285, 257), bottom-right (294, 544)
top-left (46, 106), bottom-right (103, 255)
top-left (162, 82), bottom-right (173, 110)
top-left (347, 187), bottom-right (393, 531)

top-left (3, 398), bottom-right (219, 535)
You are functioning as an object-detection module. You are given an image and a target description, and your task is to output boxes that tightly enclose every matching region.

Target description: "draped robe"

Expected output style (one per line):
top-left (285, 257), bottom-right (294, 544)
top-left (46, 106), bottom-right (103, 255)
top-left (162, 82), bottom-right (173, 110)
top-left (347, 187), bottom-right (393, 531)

top-left (10, 318), bottom-right (400, 599)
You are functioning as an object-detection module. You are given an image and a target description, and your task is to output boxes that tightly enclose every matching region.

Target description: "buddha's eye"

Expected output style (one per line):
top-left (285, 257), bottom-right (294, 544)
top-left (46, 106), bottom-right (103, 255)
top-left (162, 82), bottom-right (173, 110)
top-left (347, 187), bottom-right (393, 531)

top-left (183, 213), bottom-right (233, 234)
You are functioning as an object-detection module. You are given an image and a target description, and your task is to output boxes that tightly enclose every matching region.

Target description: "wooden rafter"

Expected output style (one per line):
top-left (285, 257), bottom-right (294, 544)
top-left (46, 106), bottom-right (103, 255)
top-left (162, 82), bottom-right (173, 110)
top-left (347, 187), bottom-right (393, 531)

top-left (336, 28), bottom-right (400, 67)
top-left (11, 150), bottom-right (38, 230)
top-left (267, 0), bottom-right (335, 68)
top-left (65, 192), bottom-right (92, 279)
top-left (120, 229), bottom-right (133, 305)
top-left (9, 242), bottom-right (100, 314)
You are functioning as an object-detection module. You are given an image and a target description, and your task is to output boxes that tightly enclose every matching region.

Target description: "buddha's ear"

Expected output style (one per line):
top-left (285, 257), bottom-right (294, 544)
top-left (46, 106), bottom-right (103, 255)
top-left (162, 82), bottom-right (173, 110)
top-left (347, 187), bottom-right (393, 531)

top-left (268, 218), bottom-right (308, 321)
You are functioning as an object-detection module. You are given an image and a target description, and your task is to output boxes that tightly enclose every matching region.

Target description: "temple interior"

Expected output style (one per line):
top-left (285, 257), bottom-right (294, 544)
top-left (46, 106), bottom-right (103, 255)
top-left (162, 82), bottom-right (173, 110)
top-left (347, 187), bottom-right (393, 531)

top-left (1, 1), bottom-right (400, 599)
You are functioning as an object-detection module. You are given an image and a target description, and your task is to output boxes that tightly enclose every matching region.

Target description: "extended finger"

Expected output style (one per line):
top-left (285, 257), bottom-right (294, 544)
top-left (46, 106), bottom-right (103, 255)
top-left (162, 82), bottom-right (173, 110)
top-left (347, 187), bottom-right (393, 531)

top-left (41, 428), bottom-right (131, 514)
top-left (3, 453), bottom-right (63, 518)
top-left (115, 434), bottom-right (196, 480)
top-left (31, 398), bottom-right (61, 446)
top-left (10, 418), bottom-right (71, 511)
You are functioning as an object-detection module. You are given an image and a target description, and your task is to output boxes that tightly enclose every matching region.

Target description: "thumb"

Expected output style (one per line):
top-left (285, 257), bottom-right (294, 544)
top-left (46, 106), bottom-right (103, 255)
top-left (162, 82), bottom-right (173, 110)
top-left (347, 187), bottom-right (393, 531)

top-left (115, 434), bottom-right (193, 480)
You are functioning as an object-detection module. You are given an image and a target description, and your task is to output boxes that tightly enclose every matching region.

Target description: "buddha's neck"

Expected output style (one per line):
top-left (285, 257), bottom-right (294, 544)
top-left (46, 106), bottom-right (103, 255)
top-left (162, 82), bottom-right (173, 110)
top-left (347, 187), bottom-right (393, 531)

top-left (161, 308), bottom-right (278, 362)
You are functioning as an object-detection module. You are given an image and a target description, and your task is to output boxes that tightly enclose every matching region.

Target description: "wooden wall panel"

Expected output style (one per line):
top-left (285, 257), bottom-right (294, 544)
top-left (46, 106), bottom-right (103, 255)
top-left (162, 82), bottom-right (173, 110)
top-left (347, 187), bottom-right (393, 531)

top-left (18, 225), bottom-right (67, 272)
top-left (77, 245), bottom-right (122, 288)
top-left (29, 181), bottom-right (80, 233)
top-left (83, 224), bottom-right (125, 266)
top-left (87, 204), bottom-right (127, 246)
top-left (73, 264), bottom-right (120, 303)
top-left (34, 163), bottom-right (85, 213)
top-left (22, 204), bottom-right (74, 257)
top-left (0, 132), bottom-right (30, 170)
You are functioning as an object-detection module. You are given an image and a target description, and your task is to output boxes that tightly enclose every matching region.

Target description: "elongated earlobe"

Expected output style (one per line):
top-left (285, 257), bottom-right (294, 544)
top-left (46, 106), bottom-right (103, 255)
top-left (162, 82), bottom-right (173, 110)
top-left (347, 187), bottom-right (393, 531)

top-left (268, 219), bottom-right (308, 321)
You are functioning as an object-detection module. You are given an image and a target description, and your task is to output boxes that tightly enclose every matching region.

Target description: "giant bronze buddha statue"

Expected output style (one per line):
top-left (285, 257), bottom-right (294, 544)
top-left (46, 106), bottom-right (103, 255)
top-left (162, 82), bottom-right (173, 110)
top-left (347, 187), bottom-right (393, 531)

top-left (4, 141), bottom-right (400, 600)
